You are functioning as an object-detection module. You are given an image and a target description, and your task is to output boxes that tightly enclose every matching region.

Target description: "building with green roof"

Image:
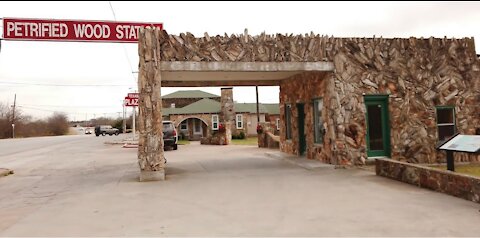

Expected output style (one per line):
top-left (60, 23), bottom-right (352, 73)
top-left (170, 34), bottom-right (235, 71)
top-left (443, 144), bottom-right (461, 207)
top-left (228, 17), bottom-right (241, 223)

top-left (161, 90), bottom-right (279, 140)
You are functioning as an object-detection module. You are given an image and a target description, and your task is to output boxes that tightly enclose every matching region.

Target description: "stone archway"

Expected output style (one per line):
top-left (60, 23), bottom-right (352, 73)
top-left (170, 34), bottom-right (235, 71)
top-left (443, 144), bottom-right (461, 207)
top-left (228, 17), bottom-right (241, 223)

top-left (175, 116), bottom-right (209, 140)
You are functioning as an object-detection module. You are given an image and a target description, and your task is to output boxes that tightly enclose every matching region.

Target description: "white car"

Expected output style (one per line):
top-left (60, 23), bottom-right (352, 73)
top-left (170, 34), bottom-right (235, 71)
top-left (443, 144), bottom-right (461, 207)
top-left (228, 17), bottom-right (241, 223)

top-left (85, 128), bottom-right (93, 134)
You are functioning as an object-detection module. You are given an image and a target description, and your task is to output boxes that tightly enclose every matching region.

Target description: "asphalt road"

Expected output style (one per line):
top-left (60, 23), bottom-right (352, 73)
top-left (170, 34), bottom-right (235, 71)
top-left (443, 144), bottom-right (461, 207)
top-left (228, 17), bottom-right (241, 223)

top-left (0, 133), bottom-right (125, 168)
top-left (0, 136), bottom-right (479, 236)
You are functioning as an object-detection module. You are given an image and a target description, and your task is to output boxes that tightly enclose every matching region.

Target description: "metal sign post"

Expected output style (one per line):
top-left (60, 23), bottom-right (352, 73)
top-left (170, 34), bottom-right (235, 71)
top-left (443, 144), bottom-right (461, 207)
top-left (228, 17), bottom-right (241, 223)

top-left (133, 106), bottom-right (136, 140)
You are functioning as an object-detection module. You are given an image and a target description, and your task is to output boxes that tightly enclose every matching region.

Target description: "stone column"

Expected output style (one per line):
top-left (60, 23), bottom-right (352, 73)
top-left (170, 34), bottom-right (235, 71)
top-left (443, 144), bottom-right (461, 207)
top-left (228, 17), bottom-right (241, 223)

top-left (137, 27), bottom-right (165, 181)
top-left (220, 88), bottom-right (235, 142)
top-left (224, 121), bottom-right (232, 145)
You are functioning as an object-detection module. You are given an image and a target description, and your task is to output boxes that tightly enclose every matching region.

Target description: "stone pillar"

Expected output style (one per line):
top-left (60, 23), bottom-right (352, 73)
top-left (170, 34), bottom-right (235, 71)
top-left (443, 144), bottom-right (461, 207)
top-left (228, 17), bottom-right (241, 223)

top-left (137, 27), bottom-right (165, 181)
top-left (220, 88), bottom-right (235, 141)
top-left (220, 87), bottom-right (235, 121)
top-left (224, 121), bottom-right (232, 145)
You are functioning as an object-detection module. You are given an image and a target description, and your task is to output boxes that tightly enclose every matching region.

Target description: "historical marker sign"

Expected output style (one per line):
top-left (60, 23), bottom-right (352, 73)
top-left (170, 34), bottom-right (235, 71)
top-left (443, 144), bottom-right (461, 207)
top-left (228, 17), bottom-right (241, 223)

top-left (2, 18), bottom-right (163, 42)
top-left (439, 134), bottom-right (480, 153)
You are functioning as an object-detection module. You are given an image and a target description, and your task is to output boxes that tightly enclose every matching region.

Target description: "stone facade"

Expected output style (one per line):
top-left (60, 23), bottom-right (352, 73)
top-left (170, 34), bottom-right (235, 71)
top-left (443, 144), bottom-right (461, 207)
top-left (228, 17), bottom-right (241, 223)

top-left (328, 38), bottom-right (479, 165)
top-left (231, 113), bottom-right (267, 137)
top-left (257, 122), bottom-right (280, 149)
top-left (201, 122), bottom-right (232, 145)
top-left (144, 29), bottom-right (480, 167)
top-left (221, 88), bottom-right (235, 121)
top-left (376, 158), bottom-right (480, 204)
top-left (278, 38), bottom-right (480, 165)
top-left (280, 72), bottom-right (333, 163)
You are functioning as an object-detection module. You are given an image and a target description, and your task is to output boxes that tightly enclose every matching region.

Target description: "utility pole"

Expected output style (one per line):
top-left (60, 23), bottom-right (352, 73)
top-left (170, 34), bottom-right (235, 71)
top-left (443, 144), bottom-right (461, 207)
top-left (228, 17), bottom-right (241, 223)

top-left (256, 86), bottom-right (260, 123)
top-left (132, 106), bottom-right (136, 139)
top-left (122, 100), bottom-right (126, 134)
top-left (11, 94), bottom-right (16, 138)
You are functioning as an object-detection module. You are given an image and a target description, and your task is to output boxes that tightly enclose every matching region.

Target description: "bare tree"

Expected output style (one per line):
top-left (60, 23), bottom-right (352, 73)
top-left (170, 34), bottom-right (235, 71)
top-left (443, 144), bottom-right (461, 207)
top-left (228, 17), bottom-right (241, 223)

top-left (47, 112), bottom-right (69, 136)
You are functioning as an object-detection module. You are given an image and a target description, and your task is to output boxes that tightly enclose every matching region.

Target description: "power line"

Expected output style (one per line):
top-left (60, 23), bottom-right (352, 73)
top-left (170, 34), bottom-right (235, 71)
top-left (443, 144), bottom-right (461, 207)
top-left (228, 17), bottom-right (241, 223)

top-left (20, 103), bottom-right (122, 108)
top-left (108, 1), bottom-right (137, 84)
top-left (18, 105), bottom-right (121, 116)
top-left (0, 81), bottom-right (133, 87)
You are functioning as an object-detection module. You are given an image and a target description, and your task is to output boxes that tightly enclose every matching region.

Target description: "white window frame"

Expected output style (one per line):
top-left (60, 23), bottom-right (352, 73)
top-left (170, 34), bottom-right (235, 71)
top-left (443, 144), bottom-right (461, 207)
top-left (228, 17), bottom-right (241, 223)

top-left (276, 118), bottom-right (280, 130)
top-left (212, 114), bottom-right (219, 130)
top-left (180, 120), bottom-right (188, 130)
top-left (236, 114), bottom-right (243, 129)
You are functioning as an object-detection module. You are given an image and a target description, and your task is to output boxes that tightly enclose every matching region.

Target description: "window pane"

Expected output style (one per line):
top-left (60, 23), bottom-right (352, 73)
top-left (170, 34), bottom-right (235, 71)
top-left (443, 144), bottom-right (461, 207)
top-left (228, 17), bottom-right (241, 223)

top-left (162, 123), bottom-right (172, 130)
top-left (194, 120), bottom-right (201, 132)
top-left (314, 99), bottom-right (324, 144)
top-left (367, 104), bottom-right (384, 151)
top-left (212, 115), bottom-right (219, 130)
top-left (285, 104), bottom-right (292, 139)
top-left (438, 125), bottom-right (455, 141)
top-left (437, 108), bottom-right (454, 124)
top-left (180, 121), bottom-right (187, 130)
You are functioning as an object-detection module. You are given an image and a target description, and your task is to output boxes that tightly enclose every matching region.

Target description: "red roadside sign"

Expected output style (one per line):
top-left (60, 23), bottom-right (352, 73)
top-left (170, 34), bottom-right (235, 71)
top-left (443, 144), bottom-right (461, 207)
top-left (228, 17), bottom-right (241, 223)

top-left (2, 18), bottom-right (163, 42)
top-left (125, 93), bottom-right (139, 107)
top-left (124, 97), bottom-right (138, 107)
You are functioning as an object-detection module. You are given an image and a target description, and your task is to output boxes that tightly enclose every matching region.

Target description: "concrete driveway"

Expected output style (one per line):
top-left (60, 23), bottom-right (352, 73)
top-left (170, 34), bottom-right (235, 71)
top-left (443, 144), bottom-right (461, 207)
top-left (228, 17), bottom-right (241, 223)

top-left (0, 136), bottom-right (479, 236)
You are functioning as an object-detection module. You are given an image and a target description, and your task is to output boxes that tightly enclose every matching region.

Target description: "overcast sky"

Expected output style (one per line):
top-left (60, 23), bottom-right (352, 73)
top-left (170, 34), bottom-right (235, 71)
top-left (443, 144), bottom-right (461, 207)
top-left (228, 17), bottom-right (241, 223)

top-left (0, 1), bottom-right (479, 120)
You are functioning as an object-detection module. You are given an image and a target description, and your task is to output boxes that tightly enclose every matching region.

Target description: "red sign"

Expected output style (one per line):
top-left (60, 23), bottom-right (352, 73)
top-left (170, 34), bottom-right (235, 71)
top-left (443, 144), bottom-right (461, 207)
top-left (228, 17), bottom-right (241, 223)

top-left (125, 93), bottom-right (139, 106)
top-left (124, 97), bottom-right (138, 107)
top-left (2, 18), bottom-right (163, 42)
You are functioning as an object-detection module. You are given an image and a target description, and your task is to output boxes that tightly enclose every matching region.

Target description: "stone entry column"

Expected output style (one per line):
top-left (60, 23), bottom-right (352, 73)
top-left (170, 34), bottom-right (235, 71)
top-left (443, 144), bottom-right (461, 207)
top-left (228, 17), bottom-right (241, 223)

top-left (220, 87), bottom-right (234, 144)
top-left (137, 28), bottom-right (165, 181)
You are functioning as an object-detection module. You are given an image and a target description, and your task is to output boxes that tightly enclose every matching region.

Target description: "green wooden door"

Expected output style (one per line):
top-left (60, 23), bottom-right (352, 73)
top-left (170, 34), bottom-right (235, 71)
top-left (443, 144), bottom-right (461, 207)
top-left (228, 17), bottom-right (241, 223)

top-left (297, 103), bottom-right (306, 156)
top-left (364, 96), bottom-right (391, 157)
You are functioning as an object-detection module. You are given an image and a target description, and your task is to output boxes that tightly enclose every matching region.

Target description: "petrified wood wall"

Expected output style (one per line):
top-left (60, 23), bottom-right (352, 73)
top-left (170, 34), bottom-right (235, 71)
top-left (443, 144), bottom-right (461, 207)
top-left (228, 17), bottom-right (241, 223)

top-left (151, 28), bottom-right (479, 164)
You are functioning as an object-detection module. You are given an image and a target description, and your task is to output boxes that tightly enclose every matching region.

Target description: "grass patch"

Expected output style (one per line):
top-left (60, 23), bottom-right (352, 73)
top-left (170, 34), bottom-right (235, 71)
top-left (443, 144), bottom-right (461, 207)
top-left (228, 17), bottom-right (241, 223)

top-left (231, 137), bottom-right (258, 145)
top-left (429, 164), bottom-right (480, 177)
top-left (177, 140), bottom-right (190, 145)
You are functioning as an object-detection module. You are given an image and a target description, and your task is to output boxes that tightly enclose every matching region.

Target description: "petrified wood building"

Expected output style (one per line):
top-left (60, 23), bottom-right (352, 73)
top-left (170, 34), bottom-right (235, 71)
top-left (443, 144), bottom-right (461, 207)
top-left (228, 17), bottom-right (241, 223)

top-left (137, 28), bottom-right (479, 180)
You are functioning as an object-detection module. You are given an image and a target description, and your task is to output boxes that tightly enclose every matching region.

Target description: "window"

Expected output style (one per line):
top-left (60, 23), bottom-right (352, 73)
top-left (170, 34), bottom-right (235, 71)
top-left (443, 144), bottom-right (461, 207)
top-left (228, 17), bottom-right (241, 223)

top-left (276, 118), bottom-right (280, 130)
top-left (212, 114), bottom-right (219, 130)
top-left (236, 114), bottom-right (243, 129)
top-left (313, 99), bottom-right (324, 144)
top-left (170, 103), bottom-right (175, 108)
top-left (436, 106), bottom-right (456, 141)
top-left (194, 119), bottom-right (202, 134)
top-left (180, 120), bottom-right (187, 130)
top-left (285, 104), bottom-right (292, 140)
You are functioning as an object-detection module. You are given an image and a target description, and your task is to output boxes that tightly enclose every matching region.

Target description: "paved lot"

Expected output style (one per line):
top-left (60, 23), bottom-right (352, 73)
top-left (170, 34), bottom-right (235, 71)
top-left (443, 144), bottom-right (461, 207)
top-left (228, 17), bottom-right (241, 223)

top-left (0, 135), bottom-right (479, 236)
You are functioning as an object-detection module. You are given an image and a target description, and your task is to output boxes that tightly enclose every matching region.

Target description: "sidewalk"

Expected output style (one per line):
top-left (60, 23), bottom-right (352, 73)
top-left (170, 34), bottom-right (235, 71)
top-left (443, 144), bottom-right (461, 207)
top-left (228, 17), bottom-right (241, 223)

top-left (104, 135), bottom-right (138, 146)
top-left (264, 151), bottom-right (335, 170)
